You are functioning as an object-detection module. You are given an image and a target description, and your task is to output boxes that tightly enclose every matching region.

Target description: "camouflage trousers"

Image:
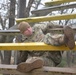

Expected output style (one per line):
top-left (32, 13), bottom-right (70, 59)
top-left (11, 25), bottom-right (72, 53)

top-left (29, 51), bottom-right (62, 66)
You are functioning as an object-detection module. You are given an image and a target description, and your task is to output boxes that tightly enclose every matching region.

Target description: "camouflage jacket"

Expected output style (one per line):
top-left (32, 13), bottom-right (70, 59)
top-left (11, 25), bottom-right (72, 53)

top-left (22, 23), bottom-right (63, 46)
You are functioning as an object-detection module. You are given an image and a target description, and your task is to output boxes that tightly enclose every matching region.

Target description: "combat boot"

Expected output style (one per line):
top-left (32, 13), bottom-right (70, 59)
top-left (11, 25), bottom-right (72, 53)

top-left (17, 57), bottom-right (44, 73)
top-left (63, 26), bottom-right (75, 49)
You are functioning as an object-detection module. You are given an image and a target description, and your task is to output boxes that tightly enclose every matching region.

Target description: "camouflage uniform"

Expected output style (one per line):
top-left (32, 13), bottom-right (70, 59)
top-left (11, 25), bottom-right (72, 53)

top-left (21, 23), bottom-right (63, 66)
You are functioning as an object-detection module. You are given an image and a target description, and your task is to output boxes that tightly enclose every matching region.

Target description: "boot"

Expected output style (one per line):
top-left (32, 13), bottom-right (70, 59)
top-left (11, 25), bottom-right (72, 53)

top-left (17, 57), bottom-right (44, 73)
top-left (64, 26), bottom-right (75, 49)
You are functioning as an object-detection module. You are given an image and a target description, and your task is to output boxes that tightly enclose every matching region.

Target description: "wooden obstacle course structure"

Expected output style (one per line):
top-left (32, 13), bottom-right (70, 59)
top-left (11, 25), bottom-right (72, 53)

top-left (0, 27), bottom-right (76, 35)
top-left (31, 3), bottom-right (76, 16)
top-left (16, 1), bottom-right (76, 23)
top-left (0, 42), bottom-right (76, 51)
top-left (16, 13), bottom-right (76, 23)
top-left (0, 0), bottom-right (76, 75)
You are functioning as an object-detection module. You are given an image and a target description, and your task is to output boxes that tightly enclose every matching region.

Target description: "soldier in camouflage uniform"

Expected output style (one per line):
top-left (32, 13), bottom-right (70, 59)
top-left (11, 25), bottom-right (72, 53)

top-left (17, 21), bottom-right (75, 73)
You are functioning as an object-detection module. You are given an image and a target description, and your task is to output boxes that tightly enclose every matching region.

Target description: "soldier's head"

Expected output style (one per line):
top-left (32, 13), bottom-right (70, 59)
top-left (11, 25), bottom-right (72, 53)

top-left (18, 21), bottom-right (33, 36)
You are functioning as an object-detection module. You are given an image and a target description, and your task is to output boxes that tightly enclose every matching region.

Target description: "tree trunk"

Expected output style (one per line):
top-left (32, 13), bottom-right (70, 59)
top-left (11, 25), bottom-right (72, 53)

top-left (2, 0), bottom-right (16, 64)
top-left (16, 0), bottom-right (27, 64)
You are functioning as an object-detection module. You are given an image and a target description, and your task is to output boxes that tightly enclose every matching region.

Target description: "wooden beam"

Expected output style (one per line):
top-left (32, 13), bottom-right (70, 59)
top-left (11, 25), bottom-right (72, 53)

top-left (16, 13), bottom-right (76, 23)
top-left (31, 3), bottom-right (76, 16)
top-left (0, 42), bottom-right (76, 51)
top-left (0, 28), bottom-right (76, 35)
top-left (45, 0), bottom-right (76, 6)
top-left (0, 30), bottom-right (20, 35)
top-left (0, 64), bottom-right (24, 75)
top-left (0, 64), bottom-right (76, 75)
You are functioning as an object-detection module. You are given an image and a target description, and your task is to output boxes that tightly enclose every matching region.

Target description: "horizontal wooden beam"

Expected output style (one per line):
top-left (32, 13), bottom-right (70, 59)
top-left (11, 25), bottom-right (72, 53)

top-left (0, 64), bottom-right (76, 74)
top-left (45, 0), bottom-right (76, 6)
top-left (31, 3), bottom-right (76, 16)
top-left (0, 30), bottom-right (20, 35)
top-left (0, 30), bottom-right (19, 33)
top-left (0, 42), bottom-right (76, 50)
top-left (16, 14), bottom-right (76, 23)
top-left (0, 28), bottom-right (76, 35)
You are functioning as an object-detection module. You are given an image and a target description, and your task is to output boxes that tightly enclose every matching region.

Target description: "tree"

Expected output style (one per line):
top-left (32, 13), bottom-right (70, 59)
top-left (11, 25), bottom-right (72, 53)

top-left (0, 0), bottom-right (16, 64)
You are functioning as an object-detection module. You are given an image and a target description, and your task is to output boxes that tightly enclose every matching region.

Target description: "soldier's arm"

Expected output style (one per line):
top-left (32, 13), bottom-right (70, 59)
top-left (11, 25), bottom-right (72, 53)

top-left (33, 23), bottom-right (47, 33)
top-left (33, 22), bottom-right (63, 34)
top-left (45, 23), bottom-right (63, 34)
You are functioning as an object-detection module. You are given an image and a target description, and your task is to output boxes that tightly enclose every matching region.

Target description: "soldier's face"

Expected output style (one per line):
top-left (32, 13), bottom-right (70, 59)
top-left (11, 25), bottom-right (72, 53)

top-left (23, 27), bottom-right (33, 36)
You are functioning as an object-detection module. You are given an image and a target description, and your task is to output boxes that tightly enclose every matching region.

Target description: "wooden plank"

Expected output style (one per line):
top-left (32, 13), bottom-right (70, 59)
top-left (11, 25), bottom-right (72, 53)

top-left (0, 28), bottom-right (76, 35)
top-left (0, 64), bottom-right (76, 74)
top-left (0, 30), bottom-right (19, 33)
top-left (45, 0), bottom-right (76, 6)
top-left (31, 3), bottom-right (76, 16)
top-left (0, 42), bottom-right (76, 51)
top-left (0, 30), bottom-right (20, 35)
top-left (16, 13), bottom-right (76, 23)
top-left (0, 27), bottom-right (76, 35)
top-left (0, 64), bottom-right (24, 75)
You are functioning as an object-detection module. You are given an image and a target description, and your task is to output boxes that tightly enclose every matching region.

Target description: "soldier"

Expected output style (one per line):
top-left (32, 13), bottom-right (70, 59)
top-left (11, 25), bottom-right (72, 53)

top-left (17, 21), bottom-right (75, 73)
